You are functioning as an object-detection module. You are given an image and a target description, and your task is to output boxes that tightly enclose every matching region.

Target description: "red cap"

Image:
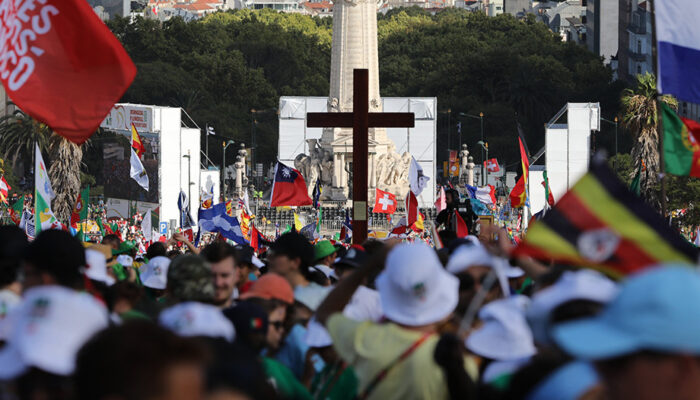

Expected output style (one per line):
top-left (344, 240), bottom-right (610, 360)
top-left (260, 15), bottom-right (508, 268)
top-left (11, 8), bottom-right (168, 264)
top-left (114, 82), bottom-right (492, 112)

top-left (240, 273), bottom-right (294, 304)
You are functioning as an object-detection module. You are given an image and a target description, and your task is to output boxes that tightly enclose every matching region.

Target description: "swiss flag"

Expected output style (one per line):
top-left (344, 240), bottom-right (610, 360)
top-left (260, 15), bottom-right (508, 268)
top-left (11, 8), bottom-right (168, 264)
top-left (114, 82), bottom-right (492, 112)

top-left (269, 162), bottom-right (312, 207)
top-left (484, 158), bottom-right (500, 173)
top-left (372, 188), bottom-right (397, 214)
top-left (0, 0), bottom-right (137, 144)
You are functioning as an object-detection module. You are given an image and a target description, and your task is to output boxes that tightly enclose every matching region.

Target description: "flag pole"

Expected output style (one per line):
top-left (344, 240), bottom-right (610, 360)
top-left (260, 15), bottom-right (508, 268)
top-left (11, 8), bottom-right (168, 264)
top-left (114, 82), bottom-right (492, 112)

top-left (651, 0), bottom-right (667, 218)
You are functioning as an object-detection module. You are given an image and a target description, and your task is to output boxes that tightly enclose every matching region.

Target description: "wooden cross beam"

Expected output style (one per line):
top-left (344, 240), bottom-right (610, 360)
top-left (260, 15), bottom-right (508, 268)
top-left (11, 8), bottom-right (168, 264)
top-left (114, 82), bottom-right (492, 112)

top-left (307, 69), bottom-right (415, 244)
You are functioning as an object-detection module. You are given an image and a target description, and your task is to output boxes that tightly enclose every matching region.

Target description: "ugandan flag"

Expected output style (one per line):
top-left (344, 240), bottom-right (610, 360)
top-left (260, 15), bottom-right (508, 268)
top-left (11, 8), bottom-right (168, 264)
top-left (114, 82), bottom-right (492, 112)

top-left (512, 157), bottom-right (699, 279)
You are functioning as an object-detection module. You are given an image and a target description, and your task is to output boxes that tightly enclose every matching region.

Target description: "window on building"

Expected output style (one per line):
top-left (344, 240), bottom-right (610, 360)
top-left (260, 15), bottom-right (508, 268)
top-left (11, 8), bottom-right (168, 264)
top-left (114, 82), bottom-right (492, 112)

top-left (637, 64), bottom-right (642, 74)
top-left (581, 15), bottom-right (587, 23)
top-left (637, 40), bottom-right (642, 54)
top-left (581, 33), bottom-right (586, 42)
top-left (581, 0), bottom-right (586, 6)
top-left (682, 102), bottom-right (689, 115)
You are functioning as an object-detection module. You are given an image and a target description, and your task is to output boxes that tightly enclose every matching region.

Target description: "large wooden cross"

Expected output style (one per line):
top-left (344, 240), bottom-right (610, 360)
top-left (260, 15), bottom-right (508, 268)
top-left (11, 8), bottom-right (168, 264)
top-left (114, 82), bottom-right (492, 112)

top-left (307, 69), bottom-right (415, 244)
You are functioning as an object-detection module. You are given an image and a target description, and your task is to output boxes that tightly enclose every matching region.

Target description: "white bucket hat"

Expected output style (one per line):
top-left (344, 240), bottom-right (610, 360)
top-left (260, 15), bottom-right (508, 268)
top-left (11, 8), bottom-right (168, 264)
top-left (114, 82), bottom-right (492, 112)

top-left (466, 296), bottom-right (536, 361)
top-left (376, 243), bottom-right (458, 326)
top-left (0, 286), bottom-right (109, 379)
top-left (116, 254), bottom-right (133, 267)
top-left (85, 249), bottom-right (116, 286)
top-left (527, 269), bottom-right (618, 345)
top-left (141, 256), bottom-right (170, 290)
top-left (159, 302), bottom-right (236, 342)
top-left (446, 244), bottom-right (493, 274)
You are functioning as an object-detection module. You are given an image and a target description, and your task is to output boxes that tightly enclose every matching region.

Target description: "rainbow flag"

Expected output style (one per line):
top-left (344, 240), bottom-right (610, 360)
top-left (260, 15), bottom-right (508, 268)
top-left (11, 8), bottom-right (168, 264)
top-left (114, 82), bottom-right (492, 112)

top-left (512, 157), bottom-right (699, 279)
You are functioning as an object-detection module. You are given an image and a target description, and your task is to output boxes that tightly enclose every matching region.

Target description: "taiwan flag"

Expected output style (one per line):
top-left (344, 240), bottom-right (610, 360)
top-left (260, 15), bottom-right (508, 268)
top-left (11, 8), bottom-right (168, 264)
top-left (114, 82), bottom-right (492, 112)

top-left (269, 162), bottom-right (312, 207)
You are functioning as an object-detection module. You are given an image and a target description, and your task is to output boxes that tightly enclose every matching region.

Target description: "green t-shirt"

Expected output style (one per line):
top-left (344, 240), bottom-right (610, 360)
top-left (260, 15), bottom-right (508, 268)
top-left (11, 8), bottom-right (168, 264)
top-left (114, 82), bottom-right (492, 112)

top-left (310, 362), bottom-right (358, 400)
top-left (262, 357), bottom-right (312, 400)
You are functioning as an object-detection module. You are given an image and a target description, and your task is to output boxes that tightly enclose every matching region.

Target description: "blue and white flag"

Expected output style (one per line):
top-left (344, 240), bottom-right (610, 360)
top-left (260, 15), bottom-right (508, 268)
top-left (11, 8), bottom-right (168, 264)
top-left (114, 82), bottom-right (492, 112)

top-left (198, 203), bottom-right (247, 244)
top-left (656, 0), bottom-right (700, 103)
top-left (466, 184), bottom-right (496, 206)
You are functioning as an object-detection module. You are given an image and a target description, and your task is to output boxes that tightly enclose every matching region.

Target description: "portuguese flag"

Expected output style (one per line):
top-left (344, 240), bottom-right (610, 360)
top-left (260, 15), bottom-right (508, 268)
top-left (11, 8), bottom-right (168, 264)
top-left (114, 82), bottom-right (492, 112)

top-left (512, 157), bottom-right (698, 279)
top-left (662, 102), bottom-right (700, 177)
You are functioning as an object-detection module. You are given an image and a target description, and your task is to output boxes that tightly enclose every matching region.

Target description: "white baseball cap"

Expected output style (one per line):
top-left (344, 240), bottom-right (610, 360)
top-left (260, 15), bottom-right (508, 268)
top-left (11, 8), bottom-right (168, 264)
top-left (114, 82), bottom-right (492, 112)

top-left (0, 286), bottom-right (109, 378)
top-left (527, 269), bottom-right (618, 345)
top-left (376, 243), bottom-right (458, 326)
top-left (466, 296), bottom-right (536, 361)
top-left (141, 256), bottom-right (170, 290)
top-left (84, 249), bottom-right (116, 286)
top-left (159, 302), bottom-right (236, 342)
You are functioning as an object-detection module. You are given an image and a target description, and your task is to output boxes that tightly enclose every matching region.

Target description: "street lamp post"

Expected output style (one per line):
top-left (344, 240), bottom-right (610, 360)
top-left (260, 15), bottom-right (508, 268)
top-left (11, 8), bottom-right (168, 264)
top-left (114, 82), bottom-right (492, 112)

top-left (183, 150), bottom-right (192, 212)
top-left (222, 140), bottom-right (235, 201)
top-left (601, 116), bottom-right (619, 171)
top-left (459, 112), bottom-right (486, 185)
top-left (477, 140), bottom-right (489, 186)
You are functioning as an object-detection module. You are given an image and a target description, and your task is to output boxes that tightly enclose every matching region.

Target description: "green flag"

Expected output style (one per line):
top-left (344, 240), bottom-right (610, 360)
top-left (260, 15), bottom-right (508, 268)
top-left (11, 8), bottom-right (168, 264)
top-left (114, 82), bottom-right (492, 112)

top-left (630, 162), bottom-right (642, 196)
top-left (34, 144), bottom-right (59, 234)
top-left (662, 102), bottom-right (700, 177)
top-left (9, 195), bottom-right (23, 225)
top-left (316, 208), bottom-right (322, 233)
top-left (78, 187), bottom-right (89, 221)
top-left (282, 224), bottom-right (291, 234)
top-left (96, 217), bottom-right (106, 236)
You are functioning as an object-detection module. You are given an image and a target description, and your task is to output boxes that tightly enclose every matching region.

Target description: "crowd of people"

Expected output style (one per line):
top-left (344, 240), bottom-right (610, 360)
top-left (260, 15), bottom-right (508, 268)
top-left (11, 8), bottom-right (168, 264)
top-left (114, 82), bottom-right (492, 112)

top-left (0, 217), bottom-right (698, 400)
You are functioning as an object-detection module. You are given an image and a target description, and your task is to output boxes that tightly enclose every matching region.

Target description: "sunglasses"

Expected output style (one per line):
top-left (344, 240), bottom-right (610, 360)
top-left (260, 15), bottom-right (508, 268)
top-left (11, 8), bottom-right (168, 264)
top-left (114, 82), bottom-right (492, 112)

top-left (270, 321), bottom-right (285, 331)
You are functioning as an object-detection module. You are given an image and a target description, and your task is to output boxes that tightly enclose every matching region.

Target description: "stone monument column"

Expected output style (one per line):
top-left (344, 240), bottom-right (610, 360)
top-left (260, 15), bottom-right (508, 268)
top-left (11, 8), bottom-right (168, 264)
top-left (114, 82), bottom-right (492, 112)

top-left (322, 0), bottom-right (388, 148)
top-left (467, 156), bottom-right (475, 186)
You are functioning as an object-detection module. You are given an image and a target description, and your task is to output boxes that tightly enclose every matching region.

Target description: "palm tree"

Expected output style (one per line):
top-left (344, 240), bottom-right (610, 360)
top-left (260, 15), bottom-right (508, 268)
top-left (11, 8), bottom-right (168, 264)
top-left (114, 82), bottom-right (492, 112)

top-left (0, 106), bottom-right (51, 175)
top-left (48, 134), bottom-right (82, 223)
top-left (621, 73), bottom-right (677, 206)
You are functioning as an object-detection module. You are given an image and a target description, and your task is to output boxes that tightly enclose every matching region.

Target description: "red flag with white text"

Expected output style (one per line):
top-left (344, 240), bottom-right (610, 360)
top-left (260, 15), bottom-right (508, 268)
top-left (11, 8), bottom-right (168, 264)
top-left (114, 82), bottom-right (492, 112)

top-left (0, 0), bottom-right (137, 144)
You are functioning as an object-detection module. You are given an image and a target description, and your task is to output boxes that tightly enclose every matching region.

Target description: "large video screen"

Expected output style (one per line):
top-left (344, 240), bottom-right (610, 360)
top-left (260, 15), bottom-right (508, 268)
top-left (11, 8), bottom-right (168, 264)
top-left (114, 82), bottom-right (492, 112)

top-left (103, 131), bottom-right (159, 204)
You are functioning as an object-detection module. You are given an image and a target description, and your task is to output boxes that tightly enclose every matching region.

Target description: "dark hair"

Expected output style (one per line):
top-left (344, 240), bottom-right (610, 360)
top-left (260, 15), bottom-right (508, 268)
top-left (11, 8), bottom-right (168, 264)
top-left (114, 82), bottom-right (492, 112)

top-left (361, 239), bottom-right (385, 257)
top-left (201, 241), bottom-right (238, 264)
top-left (550, 299), bottom-right (605, 325)
top-left (502, 350), bottom-right (570, 400)
top-left (75, 321), bottom-right (207, 400)
top-left (101, 234), bottom-right (121, 247)
top-left (14, 367), bottom-right (73, 400)
top-left (166, 250), bottom-right (181, 259)
top-left (0, 225), bottom-right (28, 287)
top-left (271, 232), bottom-right (314, 270)
top-left (146, 242), bottom-right (167, 260)
top-left (244, 297), bottom-right (286, 315)
top-left (24, 230), bottom-right (84, 289)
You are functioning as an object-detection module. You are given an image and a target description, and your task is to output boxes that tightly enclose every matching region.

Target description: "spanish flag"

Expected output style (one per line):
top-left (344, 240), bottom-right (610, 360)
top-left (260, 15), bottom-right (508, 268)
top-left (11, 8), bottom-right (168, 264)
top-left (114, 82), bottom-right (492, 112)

top-left (512, 157), bottom-right (699, 279)
top-left (509, 134), bottom-right (530, 208)
top-left (131, 123), bottom-right (146, 158)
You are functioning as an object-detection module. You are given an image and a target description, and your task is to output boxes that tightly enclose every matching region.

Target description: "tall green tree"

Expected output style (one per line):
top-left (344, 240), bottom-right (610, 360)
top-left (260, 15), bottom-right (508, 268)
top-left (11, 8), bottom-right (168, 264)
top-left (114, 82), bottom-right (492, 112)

top-left (0, 107), bottom-right (51, 175)
top-left (620, 73), bottom-right (676, 206)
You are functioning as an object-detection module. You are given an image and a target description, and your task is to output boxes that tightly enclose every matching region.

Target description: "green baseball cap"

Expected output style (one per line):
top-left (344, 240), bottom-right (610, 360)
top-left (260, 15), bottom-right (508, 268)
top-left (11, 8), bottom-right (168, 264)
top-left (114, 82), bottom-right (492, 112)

top-left (314, 240), bottom-right (336, 261)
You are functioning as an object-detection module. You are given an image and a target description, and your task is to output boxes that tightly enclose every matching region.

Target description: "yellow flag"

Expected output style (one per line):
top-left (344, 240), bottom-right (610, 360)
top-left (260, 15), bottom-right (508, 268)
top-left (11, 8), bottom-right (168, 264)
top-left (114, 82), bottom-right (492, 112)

top-left (294, 213), bottom-right (303, 232)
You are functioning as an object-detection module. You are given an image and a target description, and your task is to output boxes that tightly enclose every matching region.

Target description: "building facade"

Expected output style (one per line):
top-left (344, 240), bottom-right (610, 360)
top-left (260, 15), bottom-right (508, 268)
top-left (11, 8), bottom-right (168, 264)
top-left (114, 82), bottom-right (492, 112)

top-left (585, 0), bottom-right (619, 65)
